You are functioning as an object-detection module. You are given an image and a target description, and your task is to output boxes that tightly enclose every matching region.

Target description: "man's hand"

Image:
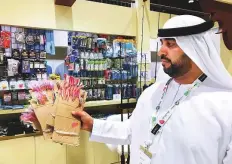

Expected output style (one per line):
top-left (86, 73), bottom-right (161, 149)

top-left (72, 111), bottom-right (93, 132)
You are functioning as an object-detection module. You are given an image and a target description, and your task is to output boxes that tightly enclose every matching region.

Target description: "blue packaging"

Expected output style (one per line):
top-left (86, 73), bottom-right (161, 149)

top-left (127, 84), bottom-right (132, 98)
top-left (122, 71), bottom-right (128, 80)
top-left (105, 85), bottom-right (113, 100)
top-left (113, 84), bottom-right (121, 95)
top-left (69, 55), bottom-right (76, 63)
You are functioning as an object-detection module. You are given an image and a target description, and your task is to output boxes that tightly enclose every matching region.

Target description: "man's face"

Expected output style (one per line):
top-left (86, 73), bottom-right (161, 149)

top-left (158, 38), bottom-right (192, 78)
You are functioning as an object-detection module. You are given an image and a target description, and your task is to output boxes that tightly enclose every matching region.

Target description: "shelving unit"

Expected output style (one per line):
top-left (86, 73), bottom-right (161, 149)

top-left (0, 108), bottom-right (25, 115)
top-left (0, 98), bottom-right (137, 115)
top-left (0, 131), bottom-right (42, 141)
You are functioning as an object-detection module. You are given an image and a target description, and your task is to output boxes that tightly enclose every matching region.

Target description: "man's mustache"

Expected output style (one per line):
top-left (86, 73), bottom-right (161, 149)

top-left (161, 55), bottom-right (171, 62)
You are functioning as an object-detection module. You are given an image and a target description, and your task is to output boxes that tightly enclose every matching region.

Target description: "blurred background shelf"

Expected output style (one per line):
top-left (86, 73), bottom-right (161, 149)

top-left (0, 99), bottom-right (137, 115)
top-left (85, 98), bottom-right (136, 107)
top-left (0, 131), bottom-right (42, 141)
top-left (0, 109), bottom-right (26, 115)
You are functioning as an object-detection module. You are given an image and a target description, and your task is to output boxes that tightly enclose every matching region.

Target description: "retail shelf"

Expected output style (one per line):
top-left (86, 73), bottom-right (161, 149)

top-left (0, 132), bottom-right (42, 141)
top-left (0, 88), bottom-right (30, 92)
top-left (0, 99), bottom-right (137, 115)
top-left (85, 98), bottom-right (137, 107)
top-left (0, 109), bottom-right (26, 115)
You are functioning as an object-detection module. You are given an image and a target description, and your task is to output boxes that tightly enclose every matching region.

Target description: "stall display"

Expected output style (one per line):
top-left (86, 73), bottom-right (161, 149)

top-left (65, 32), bottom-right (139, 102)
top-left (0, 26), bottom-right (51, 110)
top-left (21, 74), bottom-right (87, 146)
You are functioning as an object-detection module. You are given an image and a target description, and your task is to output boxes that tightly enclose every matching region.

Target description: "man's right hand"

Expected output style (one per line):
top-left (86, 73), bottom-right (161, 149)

top-left (72, 111), bottom-right (93, 132)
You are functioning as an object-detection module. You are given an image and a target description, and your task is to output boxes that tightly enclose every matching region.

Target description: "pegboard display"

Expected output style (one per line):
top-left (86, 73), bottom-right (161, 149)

top-left (64, 32), bottom-right (139, 102)
top-left (0, 25), bottom-right (52, 110)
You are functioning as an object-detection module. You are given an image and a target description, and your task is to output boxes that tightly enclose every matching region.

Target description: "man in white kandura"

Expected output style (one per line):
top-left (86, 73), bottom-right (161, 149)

top-left (72, 15), bottom-right (232, 164)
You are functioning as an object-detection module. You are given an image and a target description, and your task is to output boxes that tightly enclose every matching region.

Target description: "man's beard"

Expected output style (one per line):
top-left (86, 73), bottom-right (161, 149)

top-left (161, 53), bottom-right (192, 78)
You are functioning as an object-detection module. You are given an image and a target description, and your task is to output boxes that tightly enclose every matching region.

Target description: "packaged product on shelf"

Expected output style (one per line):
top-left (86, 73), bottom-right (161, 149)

top-left (3, 93), bottom-right (11, 103)
top-left (122, 84), bottom-right (128, 99)
top-left (105, 84), bottom-right (113, 100)
top-left (132, 84), bottom-right (137, 98)
top-left (17, 78), bottom-right (25, 89)
top-left (98, 52), bottom-right (103, 59)
top-left (22, 60), bottom-right (30, 73)
top-left (7, 59), bottom-right (19, 76)
top-left (87, 89), bottom-right (93, 101)
top-left (11, 92), bottom-right (18, 101)
top-left (15, 31), bottom-right (25, 44)
top-left (89, 52), bottom-right (94, 59)
top-left (0, 79), bottom-right (9, 90)
top-left (125, 41), bottom-right (137, 56)
top-left (40, 51), bottom-right (46, 59)
top-left (9, 78), bottom-right (17, 90)
top-left (127, 84), bottom-right (132, 98)
top-left (86, 37), bottom-right (93, 49)
top-left (104, 69), bottom-right (112, 80)
top-left (105, 42), bottom-right (113, 58)
top-left (96, 38), bottom-right (106, 49)
top-left (29, 49), bottom-right (36, 58)
top-left (21, 49), bottom-right (28, 59)
top-left (113, 39), bottom-right (126, 58)
top-left (106, 58), bottom-right (112, 69)
top-left (12, 49), bottom-right (20, 59)
top-left (85, 51), bottom-right (90, 59)
top-left (1, 31), bottom-right (11, 49)
top-left (122, 70), bottom-right (128, 80)
top-left (80, 51), bottom-right (85, 59)
top-left (18, 91), bottom-right (26, 101)
top-left (113, 84), bottom-right (121, 95)
top-left (100, 88), bottom-right (105, 100)
top-left (24, 79), bottom-right (30, 89)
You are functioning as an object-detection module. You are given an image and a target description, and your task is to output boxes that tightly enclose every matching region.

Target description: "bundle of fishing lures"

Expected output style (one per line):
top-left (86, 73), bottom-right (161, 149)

top-left (20, 74), bottom-right (87, 146)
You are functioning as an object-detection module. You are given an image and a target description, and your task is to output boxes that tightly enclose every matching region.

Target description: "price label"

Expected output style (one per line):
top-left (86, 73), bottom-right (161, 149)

top-left (113, 94), bottom-right (121, 100)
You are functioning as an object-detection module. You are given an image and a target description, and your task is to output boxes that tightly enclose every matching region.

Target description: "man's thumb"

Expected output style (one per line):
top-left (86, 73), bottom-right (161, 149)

top-left (72, 111), bottom-right (85, 117)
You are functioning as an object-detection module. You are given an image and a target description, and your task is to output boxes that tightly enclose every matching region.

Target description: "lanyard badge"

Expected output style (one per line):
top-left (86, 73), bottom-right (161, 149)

top-left (151, 73), bottom-right (207, 135)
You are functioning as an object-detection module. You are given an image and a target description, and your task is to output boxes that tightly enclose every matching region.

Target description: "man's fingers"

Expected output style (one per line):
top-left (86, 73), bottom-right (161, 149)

top-left (72, 111), bottom-right (85, 118)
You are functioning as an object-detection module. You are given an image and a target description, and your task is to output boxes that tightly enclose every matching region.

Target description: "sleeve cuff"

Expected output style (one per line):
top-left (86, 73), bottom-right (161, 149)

top-left (89, 119), bottom-right (104, 141)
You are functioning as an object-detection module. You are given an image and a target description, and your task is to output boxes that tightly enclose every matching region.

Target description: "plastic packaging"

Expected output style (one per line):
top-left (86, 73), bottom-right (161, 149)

top-left (9, 78), bottom-right (17, 90)
top-left (0, 79), bottom-right (9, 90)
top-left (7, 59), bottom-right (19, 76)
top-left (105, 84), bottom-right (113, 100)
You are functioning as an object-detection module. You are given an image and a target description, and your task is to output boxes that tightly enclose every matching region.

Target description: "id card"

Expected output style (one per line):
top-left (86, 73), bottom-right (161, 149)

top-left (139, 145), bottom-right (152, 164)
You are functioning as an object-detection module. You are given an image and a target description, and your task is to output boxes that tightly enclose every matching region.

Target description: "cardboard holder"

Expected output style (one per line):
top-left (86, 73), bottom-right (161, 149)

top-left (30, 81), bottom-right (87, 146)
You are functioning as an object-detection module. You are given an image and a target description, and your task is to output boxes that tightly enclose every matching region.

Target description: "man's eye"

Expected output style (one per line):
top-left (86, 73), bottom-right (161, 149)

top-left (168, 43), bottom-right (176, 47)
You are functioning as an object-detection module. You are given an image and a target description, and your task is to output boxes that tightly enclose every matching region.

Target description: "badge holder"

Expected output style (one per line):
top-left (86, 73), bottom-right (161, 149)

top-left (139, 145), bottom-right (152, 164)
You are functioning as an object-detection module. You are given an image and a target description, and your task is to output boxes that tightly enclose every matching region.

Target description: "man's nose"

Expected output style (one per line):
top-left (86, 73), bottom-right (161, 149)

top-left (158, 45), bottom-right (168, 57)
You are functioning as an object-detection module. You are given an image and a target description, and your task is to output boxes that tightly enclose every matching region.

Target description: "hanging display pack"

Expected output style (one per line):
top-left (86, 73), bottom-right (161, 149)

top-left (1, 31), bottom-right (11, 48)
